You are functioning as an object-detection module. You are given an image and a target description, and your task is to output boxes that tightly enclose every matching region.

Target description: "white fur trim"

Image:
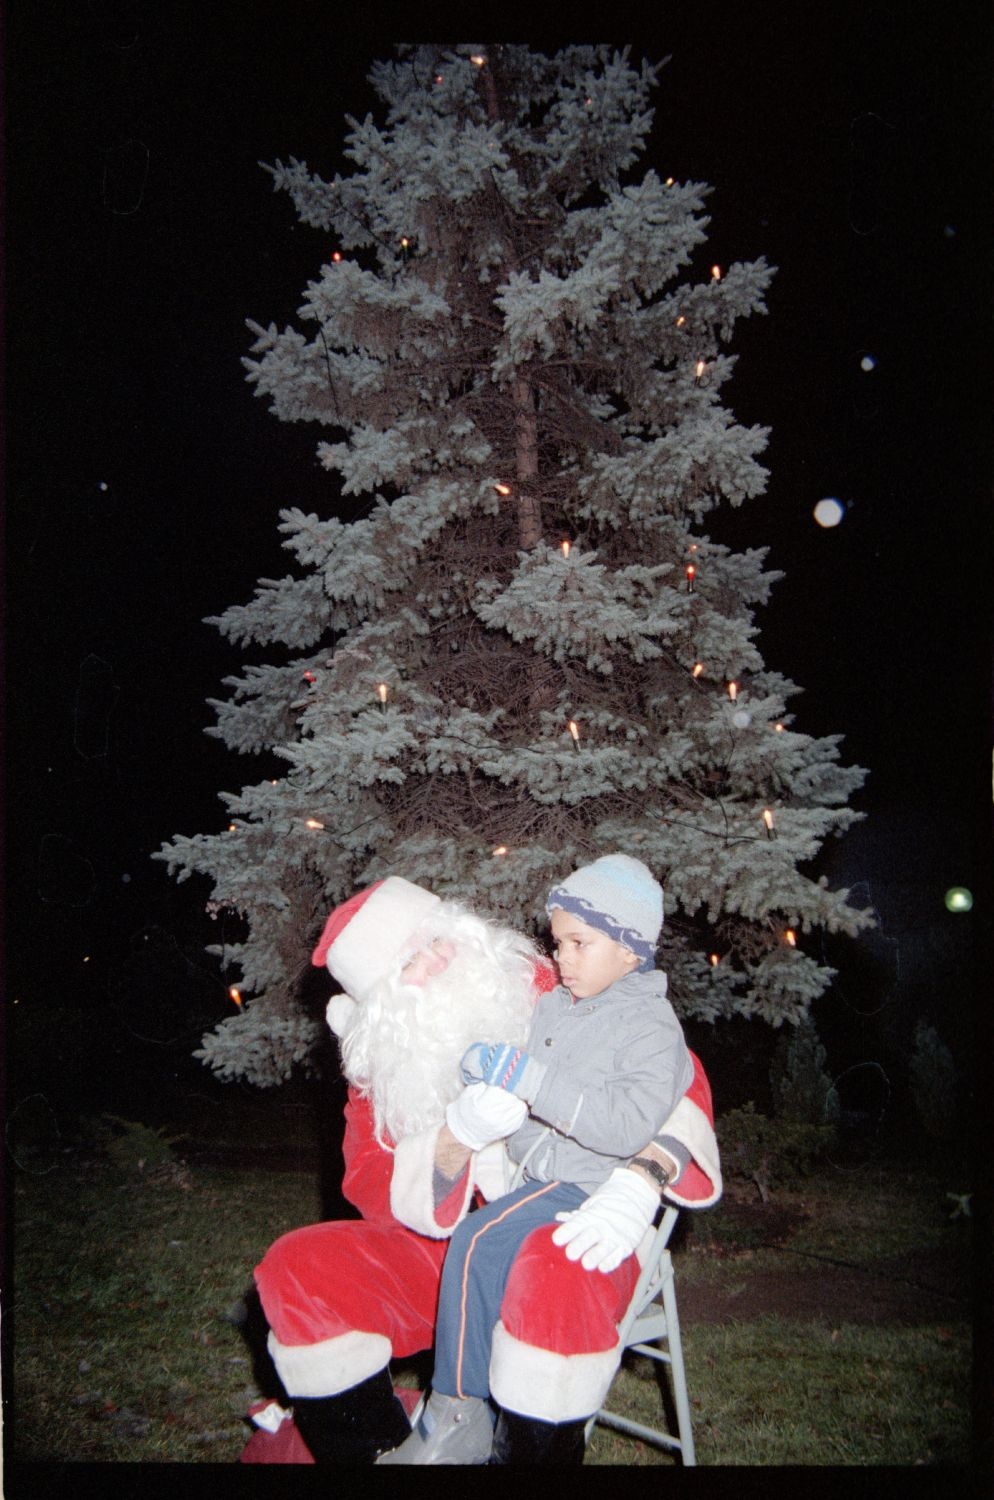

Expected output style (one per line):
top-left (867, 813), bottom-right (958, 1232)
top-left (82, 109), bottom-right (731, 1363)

top-left (490, 1321), bottom-right (622, 1422)
top-left (325, 877), bottom-right (441, 997)
top-left (661, 1096), bottom-right (723, 1208)
top-left (267, 1329), bottom-right (392, 1398)
top-left (390, 1123), bottom-right (476, 1238)
top-left (325, 993), bottom-right (357, 1039)
top-left (473, 1141), bottom-right (512, 1203)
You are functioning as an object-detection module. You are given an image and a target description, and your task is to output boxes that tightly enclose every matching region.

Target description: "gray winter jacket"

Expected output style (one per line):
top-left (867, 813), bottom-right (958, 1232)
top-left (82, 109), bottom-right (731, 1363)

top-left (507, 969), bottom-right (693, 1195)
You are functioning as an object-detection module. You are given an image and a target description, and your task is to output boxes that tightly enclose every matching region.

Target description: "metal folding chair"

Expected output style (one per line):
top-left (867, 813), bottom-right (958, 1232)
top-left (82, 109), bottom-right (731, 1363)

top-left (585, 1205), bottom-right (696, 1464)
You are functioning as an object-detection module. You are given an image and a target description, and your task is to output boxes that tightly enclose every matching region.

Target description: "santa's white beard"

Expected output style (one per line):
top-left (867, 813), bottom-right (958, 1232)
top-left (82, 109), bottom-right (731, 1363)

top-left (338, 908), bottom-right (538, 1144)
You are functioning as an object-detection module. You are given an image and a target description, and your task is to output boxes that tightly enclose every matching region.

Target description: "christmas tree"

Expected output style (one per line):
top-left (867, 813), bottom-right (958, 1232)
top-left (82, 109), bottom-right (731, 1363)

top-left (156, 44), bottom-right (871, 1087)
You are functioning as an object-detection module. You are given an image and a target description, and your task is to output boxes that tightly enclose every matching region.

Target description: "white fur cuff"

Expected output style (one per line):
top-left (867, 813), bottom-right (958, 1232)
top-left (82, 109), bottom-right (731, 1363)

top-left (390, 1123), bottom-right (476, 1238)
top-left (267, 1329), bottom-right (392, 1398)
top-left (661, 1096), bottom-right (723, 1208)
top-left (489, 1321), bottom-right (622, 1423)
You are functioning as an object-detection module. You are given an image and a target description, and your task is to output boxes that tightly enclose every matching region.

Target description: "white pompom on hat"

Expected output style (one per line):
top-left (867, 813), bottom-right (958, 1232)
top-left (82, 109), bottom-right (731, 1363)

top-left (311, 877), bottom-right (442, 998)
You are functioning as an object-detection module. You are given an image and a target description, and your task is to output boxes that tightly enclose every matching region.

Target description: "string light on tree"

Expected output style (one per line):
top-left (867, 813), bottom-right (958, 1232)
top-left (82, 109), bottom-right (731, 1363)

top-left (708, 952), bottom-right (720, 967)
top-left (305, 818), bottom-right (325, 830)
top-left (685, 564), bottom-right (696, 593)
top-left (691, 662), bottom-right (705, 679)
top-left (568, 719), bottom-right (581, 751)
top-left (784, 928), bottom-right (797, 947)
top-left (727, 681), bottom-right (739, 701)
top-left (711, 265), bottom-right (722, 281)
top-left (229, 987), bottom-right (243, 1007)
top-left (774, 721), bottom-right (785, 733)
top-left (331, 251), bottom-right (343, 263)
top-left (694, 359), bottom-right (708, 386)
top-left (560, 539), bottom-right (571, 558)
top-left (470, 54), bottom-right (487, 66)
top-left (377, 682), bottom-right (389, 711)
top-left (494, 481), bottom-right (512, 496)
top-left (762, 808), bottom-right (777, 840)
top-left (492, 845), bottom-right (508, 857)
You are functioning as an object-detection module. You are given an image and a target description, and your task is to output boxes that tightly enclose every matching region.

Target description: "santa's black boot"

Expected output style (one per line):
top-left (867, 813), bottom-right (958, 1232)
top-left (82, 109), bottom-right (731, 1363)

top-left (291, 1369), bottom-right (413, 1464)
top-left (490, 1408), bottom-right (586, 1466)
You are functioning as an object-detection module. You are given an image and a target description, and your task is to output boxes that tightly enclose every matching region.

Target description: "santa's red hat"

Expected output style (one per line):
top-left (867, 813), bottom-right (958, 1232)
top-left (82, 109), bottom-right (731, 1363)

top-left (311, 877), bottom-right (442, 998)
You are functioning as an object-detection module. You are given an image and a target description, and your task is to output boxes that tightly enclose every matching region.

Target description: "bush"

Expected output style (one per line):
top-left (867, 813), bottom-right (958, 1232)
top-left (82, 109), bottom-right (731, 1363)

top-left (83, 1114), bottom-right (190, 1183)
top-left (770, 1016), bottom-right (839, 1126)
top-left (908, 1019), bottom-right (957, 1142)
top-left (718, 1101), bottom-right (836, 1200)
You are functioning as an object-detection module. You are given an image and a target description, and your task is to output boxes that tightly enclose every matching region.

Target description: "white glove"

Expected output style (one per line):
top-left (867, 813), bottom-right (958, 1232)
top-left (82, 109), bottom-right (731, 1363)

top-left (551, 1167), bottom-right (659, 1272)
top-left (445, 1083), bottom-right (528, 1152)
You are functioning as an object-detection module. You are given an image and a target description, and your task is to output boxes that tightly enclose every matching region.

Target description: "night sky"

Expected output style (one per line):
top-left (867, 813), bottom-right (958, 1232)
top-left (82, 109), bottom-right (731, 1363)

top-left (5, 6), bottom-right (991, 1115)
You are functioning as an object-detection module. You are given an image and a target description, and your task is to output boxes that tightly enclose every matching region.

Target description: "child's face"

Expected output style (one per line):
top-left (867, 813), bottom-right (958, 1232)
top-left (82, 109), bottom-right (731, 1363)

top-left (550, 909), bottom-right (639, 1000)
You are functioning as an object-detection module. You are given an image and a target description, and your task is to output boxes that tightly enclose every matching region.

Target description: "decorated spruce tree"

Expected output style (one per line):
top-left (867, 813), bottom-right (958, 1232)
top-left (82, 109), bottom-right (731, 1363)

top-left (157, 44), bottom-right (871, 1086)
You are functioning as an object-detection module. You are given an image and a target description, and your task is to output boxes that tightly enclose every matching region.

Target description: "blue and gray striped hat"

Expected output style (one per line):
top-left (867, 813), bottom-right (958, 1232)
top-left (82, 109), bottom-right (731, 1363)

top-left (546, 853), bottom-right (664, 969)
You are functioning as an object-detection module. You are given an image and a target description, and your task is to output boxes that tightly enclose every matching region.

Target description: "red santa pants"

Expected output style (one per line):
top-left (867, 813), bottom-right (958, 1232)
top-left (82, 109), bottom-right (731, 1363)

top-left (255, 1219), bottom-right (448, 1398)
top-left (256, 1207), bottom-right (640, 1422)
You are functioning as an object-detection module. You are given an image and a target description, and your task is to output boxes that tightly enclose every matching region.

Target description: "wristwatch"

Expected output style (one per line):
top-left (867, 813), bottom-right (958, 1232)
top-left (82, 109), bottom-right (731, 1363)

top-left (630, 1155), bottom-right (671, 1190)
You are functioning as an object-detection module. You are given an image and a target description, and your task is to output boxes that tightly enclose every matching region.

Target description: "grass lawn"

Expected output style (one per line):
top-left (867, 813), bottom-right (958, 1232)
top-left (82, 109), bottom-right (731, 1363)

top-left (6, 1132), bottom-right (978, 1469)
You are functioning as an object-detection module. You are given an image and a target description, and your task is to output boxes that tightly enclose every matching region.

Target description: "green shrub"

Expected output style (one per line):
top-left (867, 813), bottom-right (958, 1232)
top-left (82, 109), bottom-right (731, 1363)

top-left (770, 1016), bottom-right (839, 1125)
top-left (908, 1019), bottom-right (957, 1141)
top-left (718, 1101), bottom-right (836, 1200)
top-left (84, 1115), bottom-right (187, 1177)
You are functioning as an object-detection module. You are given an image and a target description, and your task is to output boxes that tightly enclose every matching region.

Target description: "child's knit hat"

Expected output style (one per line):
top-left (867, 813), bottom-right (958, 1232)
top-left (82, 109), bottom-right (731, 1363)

top-left (546, 853), bottom-right (664, 969)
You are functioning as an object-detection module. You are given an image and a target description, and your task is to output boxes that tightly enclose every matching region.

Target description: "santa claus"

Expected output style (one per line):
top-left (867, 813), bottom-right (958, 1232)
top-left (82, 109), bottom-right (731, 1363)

top-left (247, 867), bottom-right (720, 1465)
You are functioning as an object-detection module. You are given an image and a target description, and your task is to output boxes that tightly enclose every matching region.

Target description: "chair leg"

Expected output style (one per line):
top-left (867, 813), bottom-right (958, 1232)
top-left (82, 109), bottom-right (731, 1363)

top-left (660, 1274), bottom-right (695, 1465)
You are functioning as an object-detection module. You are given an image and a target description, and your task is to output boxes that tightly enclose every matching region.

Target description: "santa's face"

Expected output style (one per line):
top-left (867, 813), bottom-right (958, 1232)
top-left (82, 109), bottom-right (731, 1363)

top-left (336, 905), bottom-right (536, 1144)
top-left (400, 938), bottom-right (457, 987)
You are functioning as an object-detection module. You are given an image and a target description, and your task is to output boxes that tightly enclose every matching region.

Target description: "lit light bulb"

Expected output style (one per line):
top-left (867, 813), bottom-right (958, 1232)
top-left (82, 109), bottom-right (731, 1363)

top-left (711, 265), bottom-right (721, 281)
top-left (665, 177), bottom-right (675, 187)
top-left (685, 564), bottom-right (696, 592)
top-left (695, 359), bottom-right (707, 380)
top-left (229, 987), bottom-right (243, 1007)
top-left (377, 682), bottom-right (389, 708)
top-left (774, 722), bottom-right (785, 733)
top-left (568, 720), bottom-right (581, 750)
top-left (561, 539), bottom-right (571, 558)
top-left (675, 315), bottom-right (686, 328)
top-left (944, 887), bottom-right (973, 913)
top-left (494, 482), bottom-right (512, 496)
top-left (331, 251), bottom-right (342, 263)
top-left (727, 681), bottom-right (738, 701)
top-left (784, 929), bottom-right (797, 947)
top-left (492, 845), bottom-right (508, 856)
top-left (709, 952), bottom-right (720, 968)
top-left (691, 662), bottom-right (705, 679)
top-left (228, 823), bottom-right (237, 833)
top-left (762, 808), bottom-right (776, 839)
top-left (306, 818), bottom-right (325, 830)
top-left (470, 54), bottom-right (486, 66)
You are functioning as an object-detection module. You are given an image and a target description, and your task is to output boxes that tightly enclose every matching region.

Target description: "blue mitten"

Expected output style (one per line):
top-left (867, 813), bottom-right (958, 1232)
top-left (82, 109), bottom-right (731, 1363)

top-left (460, 1041), bottom-right (547, 1104)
